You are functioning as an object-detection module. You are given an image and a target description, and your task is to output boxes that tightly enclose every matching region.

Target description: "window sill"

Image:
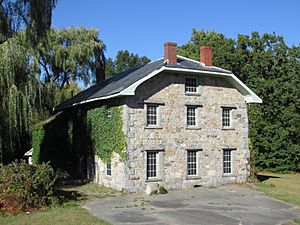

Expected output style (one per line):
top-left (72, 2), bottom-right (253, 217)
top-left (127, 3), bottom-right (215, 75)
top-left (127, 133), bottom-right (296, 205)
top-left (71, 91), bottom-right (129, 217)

top-left (146, 178), bottom-right (162, 182)
top-left (145, 126), bottom-right (163, 129)
top-left (185, 127), bottom-right (201, 130)
top-left (186, 176), bottom-right (201, 180)
top-left (222, 174), bottom-right (236, 177)
top-left (222, 128), bottom-right (235, 130)
top-left (185, 92), bottom-right (201, 96)
top-left (105, 175), bottom-right (112, 180)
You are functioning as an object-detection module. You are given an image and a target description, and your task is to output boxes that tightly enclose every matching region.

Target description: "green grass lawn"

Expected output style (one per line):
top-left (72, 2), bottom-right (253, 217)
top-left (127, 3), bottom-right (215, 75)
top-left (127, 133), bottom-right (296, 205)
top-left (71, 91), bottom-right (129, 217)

top-left (252, 173), bottom-right (300, 207)
top-left (252, 173), bottom-right (300, 224)
top-left (294, 218), bottom-right (300, 225)
top-left (0, 183), bottom-right (122, 225)
top-left (0, 203), bottom-right (110, 225)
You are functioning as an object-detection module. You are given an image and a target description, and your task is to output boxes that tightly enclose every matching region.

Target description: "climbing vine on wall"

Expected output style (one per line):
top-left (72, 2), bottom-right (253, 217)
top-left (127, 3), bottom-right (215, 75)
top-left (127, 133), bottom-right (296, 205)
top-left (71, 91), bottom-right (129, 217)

top-left (32, 123), bottom-right (45, 164)
top-left (87, 106), bottom-right (127, 163)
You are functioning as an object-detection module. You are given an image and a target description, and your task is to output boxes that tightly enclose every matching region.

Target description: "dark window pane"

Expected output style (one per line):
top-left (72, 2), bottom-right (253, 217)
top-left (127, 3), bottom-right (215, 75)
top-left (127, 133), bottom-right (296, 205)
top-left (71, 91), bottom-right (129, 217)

top-left (185, 78), bottom-right (197, 93)
top-left (187, 150), bottom-right (197, 176)
top-left (147, 152), bottom-right (157, 179)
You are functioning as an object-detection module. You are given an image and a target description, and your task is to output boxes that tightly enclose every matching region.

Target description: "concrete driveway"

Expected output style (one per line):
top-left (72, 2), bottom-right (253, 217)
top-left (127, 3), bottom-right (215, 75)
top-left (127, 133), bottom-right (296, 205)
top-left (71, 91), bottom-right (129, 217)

top-left (84, 185), bottom-right (300, 225)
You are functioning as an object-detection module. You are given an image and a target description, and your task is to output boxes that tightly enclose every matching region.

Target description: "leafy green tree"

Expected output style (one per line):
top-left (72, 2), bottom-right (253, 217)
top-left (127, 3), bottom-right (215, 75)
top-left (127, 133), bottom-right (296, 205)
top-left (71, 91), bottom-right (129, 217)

top-left (0, 0), bottom-right (57, 163)
top-left (178, 29), bottom-right (300, 171)
top-left (35, 27), bottom-right (105, 88)
top-left (0, 0), bottom-right (56, 43)
top-left (0, 32), bottom-right (40, 163)
top-left (105, 50), bottom-right (150, 77)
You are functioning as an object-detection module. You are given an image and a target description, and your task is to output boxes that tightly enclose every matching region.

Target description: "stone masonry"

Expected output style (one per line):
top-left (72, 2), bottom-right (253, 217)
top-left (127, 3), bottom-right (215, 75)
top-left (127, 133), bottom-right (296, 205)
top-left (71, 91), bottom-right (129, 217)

top-left (94, 71), bottom-right (250, 193)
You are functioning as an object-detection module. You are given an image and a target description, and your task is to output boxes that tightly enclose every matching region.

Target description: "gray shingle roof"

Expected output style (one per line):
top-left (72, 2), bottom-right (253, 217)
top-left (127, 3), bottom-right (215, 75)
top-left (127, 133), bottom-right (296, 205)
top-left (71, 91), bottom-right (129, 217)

top-left (55, 56), bottom-right (231, 111)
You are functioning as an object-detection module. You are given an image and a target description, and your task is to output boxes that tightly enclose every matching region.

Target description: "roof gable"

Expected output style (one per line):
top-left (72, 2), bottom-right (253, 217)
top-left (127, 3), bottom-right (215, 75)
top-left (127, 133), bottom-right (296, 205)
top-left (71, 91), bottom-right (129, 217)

top-left (55, 55), bottom-right (262, 111)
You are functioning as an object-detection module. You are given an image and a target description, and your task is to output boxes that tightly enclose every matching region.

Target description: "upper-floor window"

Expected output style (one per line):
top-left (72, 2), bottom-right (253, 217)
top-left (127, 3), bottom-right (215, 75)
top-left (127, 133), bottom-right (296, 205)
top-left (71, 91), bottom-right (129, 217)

top-left (146, 105), bottom-right (158, 126)
top-left (187, 106), bottom-right (196, 126)
top-left (185, 77), bottom-right (198, 93)
top-left (222, 108), bottom-right (232, 128)
top-left (187, 150), bottom-right (198, 176)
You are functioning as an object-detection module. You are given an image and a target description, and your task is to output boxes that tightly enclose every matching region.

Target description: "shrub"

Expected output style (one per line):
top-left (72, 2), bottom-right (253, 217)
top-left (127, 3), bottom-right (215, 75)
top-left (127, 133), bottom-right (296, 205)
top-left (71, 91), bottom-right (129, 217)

top-left (0, 161), bottom-right (56, 213)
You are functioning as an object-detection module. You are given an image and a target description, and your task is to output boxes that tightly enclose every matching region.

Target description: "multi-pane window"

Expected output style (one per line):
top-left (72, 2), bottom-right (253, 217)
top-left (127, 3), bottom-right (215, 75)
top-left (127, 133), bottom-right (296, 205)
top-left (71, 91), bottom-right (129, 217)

top-left (147, 151), bottom-right (157, 179)
top-left (187, 106), bottom-right (196, 126)
top-left (187, 150), bottom-right (197, 176)
top-left (106, 163), bottom-right (112, 176)
top-left (147, 105), bottom-right (158, 126)
top-left (223, 150), bottom-right (232, 174)
top-left (185, 77), bottom-right (197, 93)
top-left (222, 108), bottom-right (231, 128)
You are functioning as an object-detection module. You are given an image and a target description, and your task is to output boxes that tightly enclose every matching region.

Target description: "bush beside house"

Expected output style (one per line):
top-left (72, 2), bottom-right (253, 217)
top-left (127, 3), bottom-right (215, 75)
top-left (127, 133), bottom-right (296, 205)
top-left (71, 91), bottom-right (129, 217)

top-left (0, 161), bottom-right (56, 213)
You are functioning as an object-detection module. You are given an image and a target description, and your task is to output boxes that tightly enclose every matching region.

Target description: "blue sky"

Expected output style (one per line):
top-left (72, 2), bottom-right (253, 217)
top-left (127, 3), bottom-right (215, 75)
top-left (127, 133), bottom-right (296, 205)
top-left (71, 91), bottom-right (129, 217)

top-left (53, 0), bottom-right (299, 61)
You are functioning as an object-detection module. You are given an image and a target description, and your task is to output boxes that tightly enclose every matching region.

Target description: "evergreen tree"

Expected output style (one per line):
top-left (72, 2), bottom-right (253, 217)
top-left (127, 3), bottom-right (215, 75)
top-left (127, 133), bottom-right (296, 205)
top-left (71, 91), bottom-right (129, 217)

top-left (105, 50), bottom-right (150, 77)
top-left (178, 29), bottom-right (300, 171)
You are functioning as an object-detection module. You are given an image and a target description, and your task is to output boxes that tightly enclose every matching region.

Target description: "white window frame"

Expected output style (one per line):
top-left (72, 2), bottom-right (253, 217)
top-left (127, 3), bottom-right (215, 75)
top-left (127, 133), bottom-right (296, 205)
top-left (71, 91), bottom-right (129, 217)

top-left (186, 105), bottom-right (197, 127)
top-left (223, 149), bottom-right (232, 175)
top-left (146, 151), bottom-right (159, 180)
top-left (222, 107), bottom-right (232, 129)
top-left (146, 104), bottom-right (159, 127)
top-left (185, 77), bottom-right (198, 94)
top-left (187, 150), bottom-right (198, 177)
top-left (185, 105), bottom-right (201, 128)
top-left (106, 162), bottom-right (112, 177)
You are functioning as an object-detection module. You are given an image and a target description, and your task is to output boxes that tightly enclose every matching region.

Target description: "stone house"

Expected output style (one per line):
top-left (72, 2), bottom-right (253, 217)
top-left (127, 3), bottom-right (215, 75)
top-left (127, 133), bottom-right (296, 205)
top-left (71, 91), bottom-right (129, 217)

top-left (55, 43), bottom-right (262, 193)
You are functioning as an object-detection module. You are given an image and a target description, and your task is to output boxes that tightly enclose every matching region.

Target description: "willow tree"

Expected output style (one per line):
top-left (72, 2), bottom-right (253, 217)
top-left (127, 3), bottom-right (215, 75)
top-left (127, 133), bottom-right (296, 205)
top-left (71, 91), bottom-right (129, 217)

top-left (35, 27), bottom-right (106, 87)
top-left (0, 33), bottom-right (41, 163)
top-left (0, 0), bottom-right (57, 43)
top-left (31, 27), bottom-right (105, 113)
top-left (0, 0), bottom-right (56, 163)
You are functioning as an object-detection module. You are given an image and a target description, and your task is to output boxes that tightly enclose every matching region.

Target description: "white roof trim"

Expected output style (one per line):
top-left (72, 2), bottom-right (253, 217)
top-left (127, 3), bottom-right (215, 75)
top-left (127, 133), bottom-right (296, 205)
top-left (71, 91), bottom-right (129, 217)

top-left (119, 66), bottom-right (262, 103)
top-left (70, 92), bottom-right (125, 107)
top-left (24, 148), bottom-right (33, 156)
top-left (66, 57), bottom-right (262, 107)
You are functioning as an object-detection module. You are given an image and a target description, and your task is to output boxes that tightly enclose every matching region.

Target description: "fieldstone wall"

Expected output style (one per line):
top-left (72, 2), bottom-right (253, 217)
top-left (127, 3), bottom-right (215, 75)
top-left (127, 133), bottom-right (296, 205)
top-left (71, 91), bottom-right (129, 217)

top-left (93, 152), bottom-right (126, 191)
top-left (122, 71), bottom-right (249, 192)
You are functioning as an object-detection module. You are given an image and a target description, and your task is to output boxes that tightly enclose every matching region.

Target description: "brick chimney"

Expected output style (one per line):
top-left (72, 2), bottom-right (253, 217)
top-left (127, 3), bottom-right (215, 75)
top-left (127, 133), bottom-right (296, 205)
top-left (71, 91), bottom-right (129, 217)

top-left (164, 42), bottom-right (177, 64)
top-left (200, 46), bottom-right (212, 66)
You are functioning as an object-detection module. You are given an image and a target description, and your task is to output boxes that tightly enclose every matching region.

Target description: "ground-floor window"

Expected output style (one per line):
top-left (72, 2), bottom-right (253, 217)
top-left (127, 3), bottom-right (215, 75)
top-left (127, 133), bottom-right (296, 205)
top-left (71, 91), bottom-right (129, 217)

top-left (147, 151), bottom-right (158, 179)
top-left (106, 162), bottom-right (112, 176)
top-left (187, 150), bottom-right (198, 176)
top-left (223, 150), bottom-right (232, 174)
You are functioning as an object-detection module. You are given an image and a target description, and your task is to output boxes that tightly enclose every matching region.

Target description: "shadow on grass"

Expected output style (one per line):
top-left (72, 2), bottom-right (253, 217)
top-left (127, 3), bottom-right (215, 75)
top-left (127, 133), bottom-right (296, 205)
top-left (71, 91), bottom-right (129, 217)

top-left (257, 174), bottom-right (281, 182)
top-left (54, 179), bottom-right (90, 204)
top-left (54, 189), bottom-right (83, 204)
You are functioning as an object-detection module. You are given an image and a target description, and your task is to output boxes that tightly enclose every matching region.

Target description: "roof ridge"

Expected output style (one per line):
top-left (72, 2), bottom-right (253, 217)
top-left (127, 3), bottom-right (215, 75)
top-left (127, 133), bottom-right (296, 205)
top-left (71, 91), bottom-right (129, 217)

top-left (147, 57), bottom-right (164, 65)
top-left (177, 55), bottom-right (232, 73)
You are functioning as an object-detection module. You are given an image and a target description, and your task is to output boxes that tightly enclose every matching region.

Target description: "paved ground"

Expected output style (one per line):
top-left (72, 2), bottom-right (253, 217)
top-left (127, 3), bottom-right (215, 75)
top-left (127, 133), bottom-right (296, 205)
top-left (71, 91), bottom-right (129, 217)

top-left (83, 185), bottom-right (300, 225)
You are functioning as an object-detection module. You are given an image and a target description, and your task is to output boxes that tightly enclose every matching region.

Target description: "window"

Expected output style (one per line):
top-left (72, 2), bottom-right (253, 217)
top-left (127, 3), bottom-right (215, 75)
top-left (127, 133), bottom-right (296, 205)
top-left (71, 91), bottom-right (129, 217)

top-left (106, 163), bottom-right (111, 176)
top-left (222, 108), bottom-right (231, 128)
top-left (187, 150), bottom-right (197, 176)
top-left (147, 151), bottom-right (158, 179)
top-left (185, 77), bottom-right (197, 93)
top-left (187, 106), bottom-right (196, 126)
top-left (223, 150), bottom-right (232, 174)
top-left (146, 105), bottom-right (158, 126)
top-left (107, 109), bottom-right (112, 118)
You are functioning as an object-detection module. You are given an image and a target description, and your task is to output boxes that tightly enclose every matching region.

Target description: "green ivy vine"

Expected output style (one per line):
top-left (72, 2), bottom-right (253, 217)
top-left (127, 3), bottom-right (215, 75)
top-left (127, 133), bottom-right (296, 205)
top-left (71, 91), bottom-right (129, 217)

top-left (87, 106), bottom-right (127, 163)
top-left (32, 123), bottom-right (45, 164)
